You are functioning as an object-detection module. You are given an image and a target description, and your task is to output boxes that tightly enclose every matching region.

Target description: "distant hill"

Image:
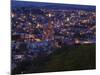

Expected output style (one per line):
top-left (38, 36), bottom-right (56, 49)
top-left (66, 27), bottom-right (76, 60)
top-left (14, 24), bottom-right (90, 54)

top-left (11, 1), bottom-right (96, 11)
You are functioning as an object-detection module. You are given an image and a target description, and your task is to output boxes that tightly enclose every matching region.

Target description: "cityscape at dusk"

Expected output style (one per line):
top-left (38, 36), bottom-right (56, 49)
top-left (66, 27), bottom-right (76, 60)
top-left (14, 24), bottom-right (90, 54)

top-left (11, 1), bottom-right (96, 74)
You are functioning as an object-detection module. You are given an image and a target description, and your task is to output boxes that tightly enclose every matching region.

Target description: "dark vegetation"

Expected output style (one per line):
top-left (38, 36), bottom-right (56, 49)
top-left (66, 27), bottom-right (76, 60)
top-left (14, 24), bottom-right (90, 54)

top-left (12, 44), bottom-right (96, 74)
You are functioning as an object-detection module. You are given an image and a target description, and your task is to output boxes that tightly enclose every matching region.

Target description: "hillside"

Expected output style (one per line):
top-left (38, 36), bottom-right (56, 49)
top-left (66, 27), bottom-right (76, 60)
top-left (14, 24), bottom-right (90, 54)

top-left (12, 44), bottom-right (96, 74)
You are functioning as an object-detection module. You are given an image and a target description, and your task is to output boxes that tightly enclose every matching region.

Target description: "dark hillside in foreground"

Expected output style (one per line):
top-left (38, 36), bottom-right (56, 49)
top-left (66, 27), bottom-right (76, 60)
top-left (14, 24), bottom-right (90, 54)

top-left (44, 44), bottom-right (96, 72)
top-left (12, 44), bottom-right (96, 74)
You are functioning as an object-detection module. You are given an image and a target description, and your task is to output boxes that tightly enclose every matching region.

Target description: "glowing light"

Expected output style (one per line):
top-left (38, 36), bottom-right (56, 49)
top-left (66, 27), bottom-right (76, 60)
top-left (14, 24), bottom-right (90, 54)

top-left (15, 55), bottom-right (24, 59)
top-left (48, 13), bottom-right (52, 17)
top-left (67, 17), bottom-right (70, 21)
top-left (35, 39), bottom-right (41, 42)
top-left (75, 39), bottom-right (80, 44)
top-left (11, 13), bottom-right (15, 18)
top-left (28, 22), bottom-right (31, 25)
